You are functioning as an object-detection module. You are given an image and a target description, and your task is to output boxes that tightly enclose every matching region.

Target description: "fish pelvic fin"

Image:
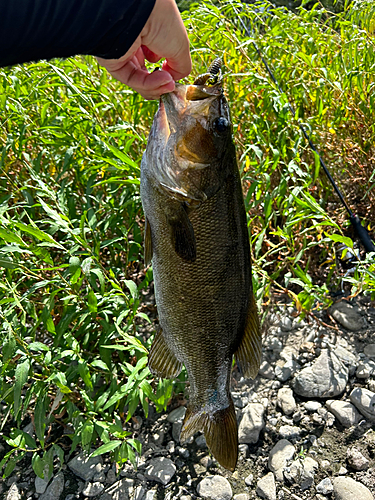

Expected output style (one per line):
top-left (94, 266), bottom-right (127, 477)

top-left (180, 400), bottom-right (238, 471)
top-left (144, 217), bottom-right (153, 266)
top-left (235, 293), bottom-right (262, 379)
top-left (148, 329), bottom-right (182, 379)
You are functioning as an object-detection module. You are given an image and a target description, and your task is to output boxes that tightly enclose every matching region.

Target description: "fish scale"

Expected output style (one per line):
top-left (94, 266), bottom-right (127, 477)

top-left (141, 64), bottom-right (262, 470)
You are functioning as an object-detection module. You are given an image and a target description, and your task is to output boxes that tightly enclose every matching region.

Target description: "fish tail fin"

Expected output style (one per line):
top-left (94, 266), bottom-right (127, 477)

top-left (180, 399), bottom-right (238, 471)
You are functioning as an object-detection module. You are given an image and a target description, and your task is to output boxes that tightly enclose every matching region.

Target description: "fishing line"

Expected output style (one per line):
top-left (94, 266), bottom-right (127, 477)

top-left (229, 1), bottom-right (375, 255)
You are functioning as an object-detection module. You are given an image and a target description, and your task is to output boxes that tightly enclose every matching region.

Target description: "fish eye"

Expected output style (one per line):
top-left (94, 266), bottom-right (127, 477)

top-left (214, 117), bottom-right (229, 133)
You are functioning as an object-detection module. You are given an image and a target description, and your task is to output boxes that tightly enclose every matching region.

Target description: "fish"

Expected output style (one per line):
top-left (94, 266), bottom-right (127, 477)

top-left (140, 60), bottom-right (261, 471)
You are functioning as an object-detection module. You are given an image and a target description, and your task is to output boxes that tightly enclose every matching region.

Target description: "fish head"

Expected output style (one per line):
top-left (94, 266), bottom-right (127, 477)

top-left (144, 76), bottom-right (235, 206)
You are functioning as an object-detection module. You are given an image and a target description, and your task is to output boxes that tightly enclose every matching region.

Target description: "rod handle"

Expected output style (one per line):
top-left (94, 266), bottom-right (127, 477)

top-left (350, 215), bottom-right (375, 254)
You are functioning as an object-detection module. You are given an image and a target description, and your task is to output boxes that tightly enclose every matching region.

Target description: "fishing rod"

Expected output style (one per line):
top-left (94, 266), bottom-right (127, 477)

top-left (231, 2), bottom-right (375, 255)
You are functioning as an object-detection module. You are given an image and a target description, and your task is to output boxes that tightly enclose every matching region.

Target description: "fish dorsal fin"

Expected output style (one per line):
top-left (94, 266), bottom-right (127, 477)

top-left (167, 204), bottom-right (196, 263)
top-left (235, 293), bottom-right (262, 379)
top-left (180, 399), bottom-right (238, 471)
top-left (148, 329), bottom-right (182, 379)
top-left (144, 217), bottom-right (153, 266)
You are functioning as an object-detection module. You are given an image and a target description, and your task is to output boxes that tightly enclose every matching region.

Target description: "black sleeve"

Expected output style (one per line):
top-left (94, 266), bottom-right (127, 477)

top-left (0, 0), bottom-right (156, 67)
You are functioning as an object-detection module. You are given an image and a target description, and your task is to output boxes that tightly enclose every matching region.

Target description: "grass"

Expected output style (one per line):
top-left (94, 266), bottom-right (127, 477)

top-left (1, 0), bottom-right (375, 478)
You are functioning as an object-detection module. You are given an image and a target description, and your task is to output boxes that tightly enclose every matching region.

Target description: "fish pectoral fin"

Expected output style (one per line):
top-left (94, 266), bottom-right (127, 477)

top-left (235, 293), bottom-right (262, 379)
top-left (148, 329), bottom-right (182, 379)
top-left (180, 400), bottom-right (238, 472)
top-left (167, 205), bottom-right (196, 263)
top-left (144, 217), bottom-right (153, 266)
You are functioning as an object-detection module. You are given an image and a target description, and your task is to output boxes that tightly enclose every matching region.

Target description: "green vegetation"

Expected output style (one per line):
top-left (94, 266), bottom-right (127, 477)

top-left (1, 0), bottom-right (374, 479)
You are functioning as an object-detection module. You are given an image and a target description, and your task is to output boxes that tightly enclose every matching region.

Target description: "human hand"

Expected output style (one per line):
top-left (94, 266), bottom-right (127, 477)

top-left (97, 0), bottom-right (191, 100)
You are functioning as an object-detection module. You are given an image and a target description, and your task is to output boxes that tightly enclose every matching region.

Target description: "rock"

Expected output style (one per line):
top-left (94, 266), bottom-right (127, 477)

top-left (144, 457), bottom-right (176, 485)
top-left (332, 477), bottom-right (374, 500)
top-left (304, 401), bottom-right (322, 412)
top-left (316, 477), bottom-right (333, 495)
top-left (172, 421), bottom-right (183, 442)
top-left (278, 425), bottom-right (301, 440)
top-left (145, 491), bottom-right (157, 500)
top-left (277, 388), bottom-right (296, 416)
top-left (256, 472), bottom-right (277, 500)
top-left (5, 484), bottom-right (20, 500)
top-left (196, 475), bottom-right (233, 500)
top-left (280, 316), bottom-right (293, 332)
top-left (233, 495), bottom-right (249, 500)
top-left (330, 301), bottom-right (364, 331)
top-left (356, 361), bottom-right (375, 379)
top-left (244, 474), bottom-right (253, 486)
top-left (35, 474), bottom-right (49, 495)
top-left (104, 478), bottom-right (134, 500)
top-left (334, 345), bottom-right (359, 375)
top-left (196, 434), bottom-right (207, 449)
top-left (167, 406), bottom-right (186, 423)
top-left (106, 469), bottom-right (117, 484)
top-left (134, 485), bottom-right (146, 500)
top-left (338, 466), bottom-right (348, 475)
top-left (259, 360), bottom-right (275, 379)
top-left (82, 482), bottom-right (105, 497)
top-left (292, 349), bottom-right (348, 398)
top-left (238, 403), bottom-right (265, 444)
top-left (326, 400), bottom-right (361, 427)
top-left (68, 451), bottom-right (103, 481)
top-left (275, 360), bottom-right (300, 382)
top-left (268, 439), bottom-right (295, 482)
top-left (346, 447), bottom-right (369, 470)
top-left (364, 344), bottom-right (375, 358)
top-left (284, 457), bottom-right (318, 491)
top-left (238, 444), bottom-right (249, 458)
top-left (39, 472), bottom-right (64, 500)
top-left (350, 387), bottom-right (375, 421)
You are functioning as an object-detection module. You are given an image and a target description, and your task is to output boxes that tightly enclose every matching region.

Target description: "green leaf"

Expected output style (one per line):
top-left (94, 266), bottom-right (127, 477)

top-left (87, 290), bottom-right (98, 313)
top-left (3, 333), bottom-right (16, 364)
top-left (81, 421), bottom-right (94, 450)
top-left (90, 440), bottom-right (122, 458)
top-left (32, 454), bottom-right (45, 479)
top-left (14, 358), bottom-right (30, 419)
top-left (34, 395), bottom-right (47, 447)
top-left (124, 279), bottom-right (138, 299)
top-left (325, 232), bottom-right (354, 249)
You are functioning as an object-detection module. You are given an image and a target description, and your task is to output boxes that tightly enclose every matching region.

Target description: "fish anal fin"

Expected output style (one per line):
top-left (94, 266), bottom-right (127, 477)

top-left (148, 330), bottom-right (182, 379)
top-left (235, 293), bottom-right (262, 379)
top-left (144, 217), bottom-right (153, 266)
top-left (180, 400), bottom-right (238, 471)
top-left (167, 205), bottom-right (196, 263)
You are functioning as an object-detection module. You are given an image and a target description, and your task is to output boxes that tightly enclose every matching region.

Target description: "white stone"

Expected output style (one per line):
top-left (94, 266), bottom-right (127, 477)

top-left (278, 425), bottom-right (301, 440)
top-left (5, 484), bottom-right (20, 500)
top-left (334, 345), bottom-right (359, 375)
top-left (350, 387), bottom-right (375, 421)
top-left (68, 451), bottom-right (103, 481)
top-left (238, 403), bottom-right (265, 444)
top-left (332, 477), bottom-right (374, 500)
top-left (256, 472), bottom-right (276, 500)
top-left (39, 472), bottom-right (64, 500)
top-left (346, 447), bottom-right (369, 470)
top-left (144, 458), bottom-right (176, 486)
top-left (316, 477), bottom-right (333, 495)
top-left (304, 401), bottom-right (322, 412)
top-left (268, 439), bottom-right (295, 482)
top-left (233, 495), bottom-right (249, 500)
top-left (196, 475), bottom-right (233, 500)
top-left (293, 349), bottom-right (348, 398)
top-left (277, 388), bottom-right (296, 416)
top-left (259, 361), bottom-right (275, 379)
top-left (330, 301), bottom-right (364, 331)
top-left (167, 406), bottom-right (186, 423)
top-left (326, 400), bottom-right (362, 427)
top-left (104, 478), bottom-right (134, 500)
top-left (82, 482), bottom-right (105, 497)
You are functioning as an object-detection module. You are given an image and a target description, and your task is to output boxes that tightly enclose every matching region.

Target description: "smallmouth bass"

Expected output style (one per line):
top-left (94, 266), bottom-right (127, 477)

top-left (140, 61), bottom-right (261, 471)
